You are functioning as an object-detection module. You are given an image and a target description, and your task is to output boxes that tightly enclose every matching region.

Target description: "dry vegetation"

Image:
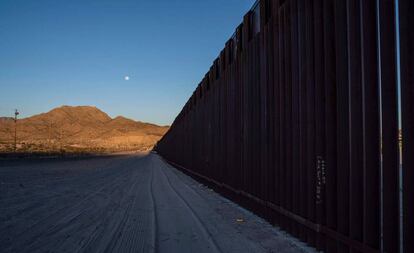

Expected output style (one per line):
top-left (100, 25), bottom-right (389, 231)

top-left (0, 106), bottom-right (168, 155)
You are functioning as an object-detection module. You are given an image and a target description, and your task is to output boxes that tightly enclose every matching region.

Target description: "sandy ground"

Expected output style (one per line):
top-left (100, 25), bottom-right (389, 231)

top-left (0, 153), bottom-right (315, 253)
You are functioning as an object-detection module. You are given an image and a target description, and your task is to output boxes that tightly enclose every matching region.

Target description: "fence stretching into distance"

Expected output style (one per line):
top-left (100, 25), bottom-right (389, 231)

top-left (155, 0), bottom-right (413, 252)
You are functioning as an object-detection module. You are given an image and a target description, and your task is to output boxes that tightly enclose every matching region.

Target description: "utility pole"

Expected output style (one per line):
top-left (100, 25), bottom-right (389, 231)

top-left (14, 109), bottom-right (19, 152)
top-left (48, 122), bottom-right (53, 151)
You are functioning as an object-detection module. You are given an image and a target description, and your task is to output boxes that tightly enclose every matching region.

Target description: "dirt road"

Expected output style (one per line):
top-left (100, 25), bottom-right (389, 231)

top-left (0, 153), bottom-right (314, 253)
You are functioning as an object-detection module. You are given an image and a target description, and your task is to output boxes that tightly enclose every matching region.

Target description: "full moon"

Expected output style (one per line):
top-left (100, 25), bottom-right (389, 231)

top-left (124, 76), bottom-right (130, 81)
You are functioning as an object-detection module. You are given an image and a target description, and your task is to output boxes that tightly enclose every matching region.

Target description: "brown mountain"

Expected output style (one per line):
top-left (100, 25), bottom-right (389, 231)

top-left (0, 117), bottom-right (14, 123)
top-left (0, 106), bottom-right (169, 153)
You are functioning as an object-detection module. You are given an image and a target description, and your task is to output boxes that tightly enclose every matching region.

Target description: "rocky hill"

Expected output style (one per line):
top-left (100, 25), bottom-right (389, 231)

top-left (0, 106), bottom-right (169, 153)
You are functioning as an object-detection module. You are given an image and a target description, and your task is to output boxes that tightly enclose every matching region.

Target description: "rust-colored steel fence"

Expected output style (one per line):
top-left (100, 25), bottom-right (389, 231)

top-left (155, 0), bottom-right (413, 252)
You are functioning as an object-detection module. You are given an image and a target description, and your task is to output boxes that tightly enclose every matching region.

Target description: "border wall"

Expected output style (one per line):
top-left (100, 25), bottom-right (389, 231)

top-left (156, 1), bottom-right (413, 252)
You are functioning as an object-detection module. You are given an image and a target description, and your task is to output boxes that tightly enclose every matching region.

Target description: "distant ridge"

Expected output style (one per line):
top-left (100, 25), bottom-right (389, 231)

top-left (0, 117), bottom-right (14, 123)
top-left (0, 105), bottom-right (169, 153)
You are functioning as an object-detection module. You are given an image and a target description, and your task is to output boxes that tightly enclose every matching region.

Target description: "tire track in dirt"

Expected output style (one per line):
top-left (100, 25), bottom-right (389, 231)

top-left (148, 155), bottom-right (158, 253)
top-left (36, 170), bottom-right (141, 253)
top-left (107, 155), bottom-right (156, 253)
top-left (155, 157), bottom-right (223, 253)
top-left (0, 153), bottom-right (316, 253)
top-left (2, 157), bottom-right (143, 252)
top-left (75, 156), bottom-right (150, 253)
top-left (75, 174), bottom-right (142, 252)
top-left (0, 157), bottom-right (132, 219)
top-left (101, 168), bottom-right (145, 253)
top-left (24, 163), bottom-right (141, 252)
top-left (0, 156), bottom-right (131, 205)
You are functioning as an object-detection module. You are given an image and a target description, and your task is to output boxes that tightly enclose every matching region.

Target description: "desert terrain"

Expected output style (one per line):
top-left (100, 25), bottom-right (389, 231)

top-left (0, 153), bottom-right (313, 253)
top-left (0, 106), bottom-right (169, 154)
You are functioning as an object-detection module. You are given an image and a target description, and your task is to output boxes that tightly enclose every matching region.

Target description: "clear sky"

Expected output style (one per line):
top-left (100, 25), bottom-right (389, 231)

top-left (0, 0), bottom-right (254, 126)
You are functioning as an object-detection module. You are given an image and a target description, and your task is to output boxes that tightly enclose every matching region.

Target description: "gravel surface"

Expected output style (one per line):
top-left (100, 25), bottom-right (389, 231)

top-left (0, 153), bottom-right (316, 253)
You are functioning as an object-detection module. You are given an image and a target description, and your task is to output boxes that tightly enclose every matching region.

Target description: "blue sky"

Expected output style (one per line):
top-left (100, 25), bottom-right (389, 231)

top-left (0, 0), bottom-right (254, 125)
